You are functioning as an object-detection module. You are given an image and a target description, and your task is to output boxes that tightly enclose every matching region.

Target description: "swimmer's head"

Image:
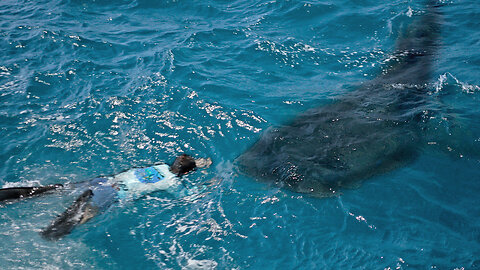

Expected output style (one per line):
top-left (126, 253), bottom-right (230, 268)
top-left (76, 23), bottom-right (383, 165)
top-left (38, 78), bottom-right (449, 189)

top-left (170, 154), bottom-right (197, 176)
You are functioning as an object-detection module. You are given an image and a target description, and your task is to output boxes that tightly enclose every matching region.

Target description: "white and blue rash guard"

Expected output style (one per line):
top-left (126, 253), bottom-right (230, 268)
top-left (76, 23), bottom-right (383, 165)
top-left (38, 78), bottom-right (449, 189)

top-left (112, 164), bottom-right (180, 199)
top-left (86, 164), bottom-right (186, 209)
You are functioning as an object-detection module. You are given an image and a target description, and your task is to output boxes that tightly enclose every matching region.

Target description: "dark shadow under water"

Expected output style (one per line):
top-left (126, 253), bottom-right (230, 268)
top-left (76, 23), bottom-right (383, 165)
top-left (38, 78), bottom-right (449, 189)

top-left (236, 1), bottom-right (448, 196)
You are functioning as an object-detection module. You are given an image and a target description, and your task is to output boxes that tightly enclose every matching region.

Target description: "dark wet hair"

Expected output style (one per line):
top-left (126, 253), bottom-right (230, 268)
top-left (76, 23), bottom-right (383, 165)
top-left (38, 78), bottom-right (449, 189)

top-left (170, 154), bottom-right (196, 176)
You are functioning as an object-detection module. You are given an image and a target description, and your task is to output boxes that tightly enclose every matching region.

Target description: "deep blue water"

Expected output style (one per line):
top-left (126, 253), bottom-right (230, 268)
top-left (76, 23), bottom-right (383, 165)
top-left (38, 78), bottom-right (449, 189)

top-left (1, 0), bottom-right (480, 269)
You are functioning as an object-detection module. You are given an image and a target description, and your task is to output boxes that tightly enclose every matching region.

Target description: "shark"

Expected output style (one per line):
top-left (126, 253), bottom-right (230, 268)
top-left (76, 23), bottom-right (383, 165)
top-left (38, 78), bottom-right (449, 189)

top-left (236, 1), bottom-right (458, 196)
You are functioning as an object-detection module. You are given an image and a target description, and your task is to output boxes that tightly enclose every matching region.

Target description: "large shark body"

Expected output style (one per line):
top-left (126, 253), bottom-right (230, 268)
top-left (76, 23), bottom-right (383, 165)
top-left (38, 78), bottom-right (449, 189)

top-left (237, 2), bottom-right (444, 196)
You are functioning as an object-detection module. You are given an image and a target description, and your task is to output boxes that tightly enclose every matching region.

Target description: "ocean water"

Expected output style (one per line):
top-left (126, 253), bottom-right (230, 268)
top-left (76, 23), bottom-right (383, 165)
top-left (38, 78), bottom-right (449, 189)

top-left (1, 0), bottom-right (479, 269)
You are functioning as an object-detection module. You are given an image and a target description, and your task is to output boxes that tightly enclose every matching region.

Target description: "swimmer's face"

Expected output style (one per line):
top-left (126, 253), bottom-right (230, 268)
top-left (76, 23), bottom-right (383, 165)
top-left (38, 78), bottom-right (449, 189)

top-left (170, 154), bottom-right (196, 176)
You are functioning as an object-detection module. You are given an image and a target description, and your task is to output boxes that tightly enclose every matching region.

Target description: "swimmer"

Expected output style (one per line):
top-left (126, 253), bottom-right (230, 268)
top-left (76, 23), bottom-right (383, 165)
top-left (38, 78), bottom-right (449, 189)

top-left (0, 154), bottom-right (212, 240)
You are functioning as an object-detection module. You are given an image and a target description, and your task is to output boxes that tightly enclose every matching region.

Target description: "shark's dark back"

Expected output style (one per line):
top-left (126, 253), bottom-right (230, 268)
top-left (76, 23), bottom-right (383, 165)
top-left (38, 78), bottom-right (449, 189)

top-left (377, 1), bottom-right (441, 85)
top-left (236, 1), bottom-right (442, 196)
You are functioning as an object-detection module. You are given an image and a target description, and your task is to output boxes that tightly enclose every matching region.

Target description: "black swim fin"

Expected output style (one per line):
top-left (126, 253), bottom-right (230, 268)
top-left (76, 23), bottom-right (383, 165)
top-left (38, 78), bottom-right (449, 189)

top-left (40, 189), bottom-right (94, 241)
top-left (0, 184), bottom-right (63, 202)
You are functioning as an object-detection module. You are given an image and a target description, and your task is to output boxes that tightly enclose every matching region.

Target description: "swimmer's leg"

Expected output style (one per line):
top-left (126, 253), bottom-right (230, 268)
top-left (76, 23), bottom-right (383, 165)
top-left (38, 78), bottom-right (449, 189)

top-left (79, 203), bottom-right (99, 224)
top-left (40, 189), bottom-right (95, 241)
top-left (40, 178), bottom-right (118, 240)
top-left (0, 184), bottom-right (63, 202)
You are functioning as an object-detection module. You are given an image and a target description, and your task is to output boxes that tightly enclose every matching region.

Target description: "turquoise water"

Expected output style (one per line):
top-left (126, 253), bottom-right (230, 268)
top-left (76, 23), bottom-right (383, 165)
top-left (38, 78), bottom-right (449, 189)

top-left (1, 0), bottom-right (480, 268)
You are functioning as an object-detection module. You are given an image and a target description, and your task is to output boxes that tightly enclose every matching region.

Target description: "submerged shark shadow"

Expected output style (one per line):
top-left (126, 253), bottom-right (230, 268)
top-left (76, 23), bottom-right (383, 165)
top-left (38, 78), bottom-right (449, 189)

top-left (236, 1), bottom-right (463, 196)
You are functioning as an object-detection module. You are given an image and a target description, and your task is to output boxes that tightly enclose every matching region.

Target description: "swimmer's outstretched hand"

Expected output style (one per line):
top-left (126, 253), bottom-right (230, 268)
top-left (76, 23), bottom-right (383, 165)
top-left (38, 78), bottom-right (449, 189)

top-left (195, 158), bottom-right (212, 168)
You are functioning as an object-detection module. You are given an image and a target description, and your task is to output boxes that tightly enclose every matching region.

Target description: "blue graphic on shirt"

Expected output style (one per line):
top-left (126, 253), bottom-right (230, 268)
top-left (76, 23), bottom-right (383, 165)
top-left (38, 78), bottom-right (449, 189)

top-left (134, 167), bottom-right (165, 183)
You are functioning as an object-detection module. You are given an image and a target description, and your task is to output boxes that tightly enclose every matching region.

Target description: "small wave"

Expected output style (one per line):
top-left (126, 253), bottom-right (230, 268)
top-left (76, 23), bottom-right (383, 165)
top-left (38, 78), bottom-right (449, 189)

top-left (434, 72), bottom-right (480, 94)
